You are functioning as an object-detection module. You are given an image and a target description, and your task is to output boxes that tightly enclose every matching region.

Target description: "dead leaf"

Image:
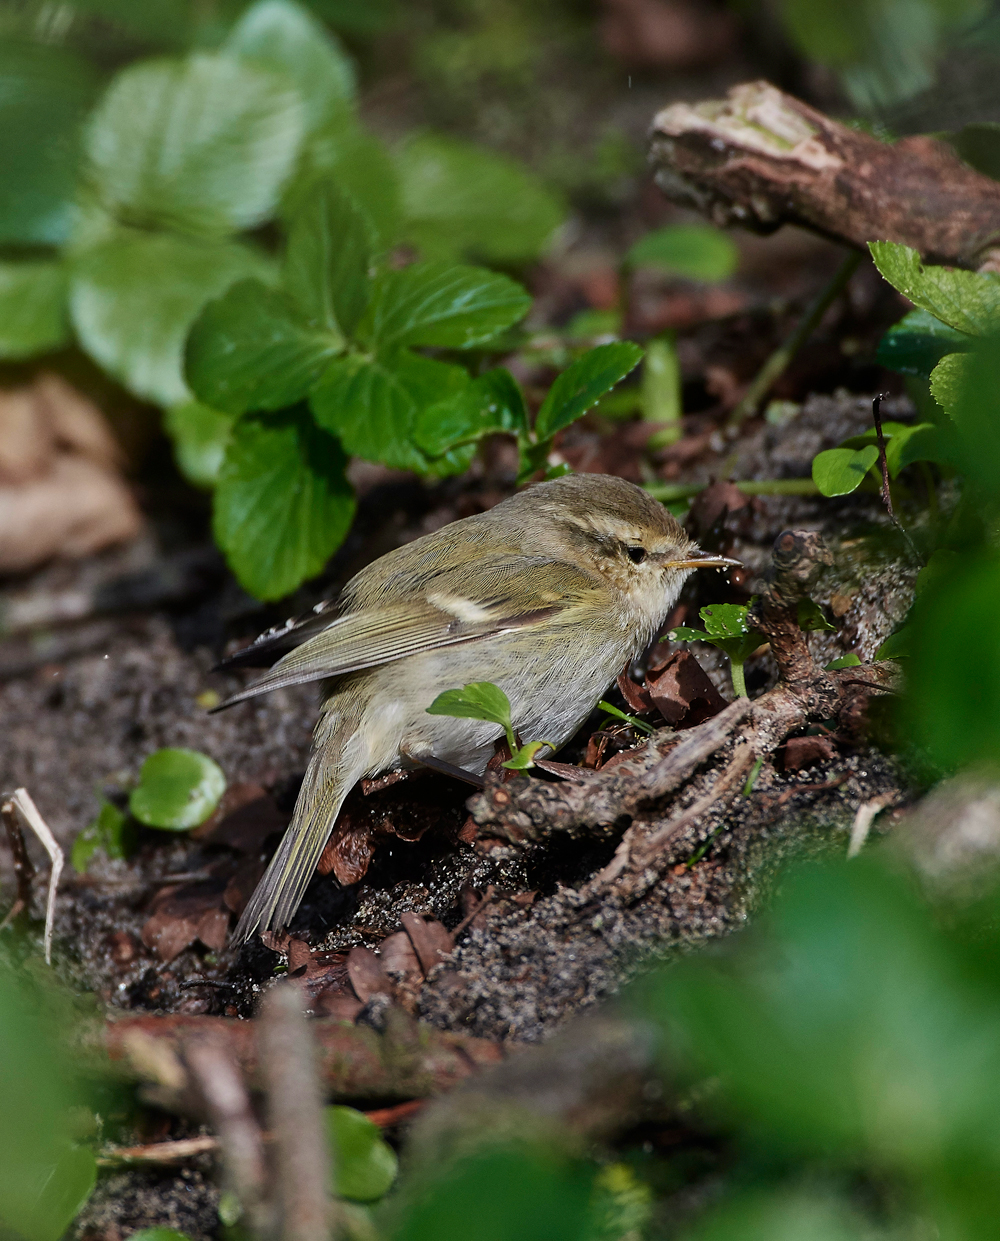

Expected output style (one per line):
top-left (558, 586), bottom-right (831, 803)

top-left (647, 650), bottom-right (727, 727)
top-left (616, 670), bottom-right (654, 714)
top-left (782, 735), bottom-right (837, 772)
top-left (685, 480), bottom-right (749, 539)
top-left (316, 991), bottom-right (364, 1022)
top-left (141, 879), bottom-right (230, 963)
top-left (347, 945), bottom-right (393, 1001)
top-left (400, 913), bottom-right (454, 975)
top-left (287, 938), bottom-right (312, 972)
top-left (317, 820), bottom-right (377, 885)
top-left (195, 786), bottom-right (289, 852)
top-left (223, 856), bottom-right (267, 916)
top-left (378, 931), bottom-right (423, 985)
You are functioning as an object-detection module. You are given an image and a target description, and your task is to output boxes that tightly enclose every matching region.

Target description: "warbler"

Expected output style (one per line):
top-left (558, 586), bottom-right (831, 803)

top-left (218, 473), bottom-right (738, 942)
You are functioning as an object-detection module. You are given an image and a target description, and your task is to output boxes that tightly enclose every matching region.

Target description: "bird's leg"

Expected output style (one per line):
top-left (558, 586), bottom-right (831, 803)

top-left (400, 748), bottom-right (486, 789)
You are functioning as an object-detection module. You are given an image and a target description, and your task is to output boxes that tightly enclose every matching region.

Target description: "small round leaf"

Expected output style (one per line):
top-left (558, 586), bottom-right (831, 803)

top-left (129, 748), bottom-right (226, 830)
top-left (811, 446), bottom-right (879, 496)
top-left (325, 1106), bottom-right (398, 1202)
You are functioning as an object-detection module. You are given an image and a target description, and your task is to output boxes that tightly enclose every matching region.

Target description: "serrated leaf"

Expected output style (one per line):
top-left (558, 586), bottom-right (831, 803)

top-left (868, 241), bottom-right (1000, 337)
top-left (414, 367), bottom-right (528, 457)
top-left (224, 0), bottom-right (355, 132)
top-left (311, 349), bottom-right (469, 472)
top-left (0, 262), bottom-right (68, 359)
top-left (325, 1106), bottom-right (398, 1202)
top-left (534, 342), bottom-right (644, 441)
top-left (129, 747), bottom-right (226, 830)
top-left (929, 350), bottom-right (971, 414)
top-left (797, 598), bottom-right (836, 633)
top-left (358, 262), bottom-right (530, 352)
top-left (876, 308), bottom-right (972, 378)
top-left (0, 42), bottom-right (99, 246)
top-left (811, 445), bottom-right (880, 496)
top-left (395, 132), bottom-right (564, 264)
top-left (71, 233), bottom-right (272, 407)
top-left (213, 407), bottom-right (355, 600)
top-left (84, 53), bottom-right (306, 238)
top-left (626, 225), bottom-right (739, 281)
top-left (426, 682), bottom-right (513, 741)
top-left (701, 602), bottom-right (755, 640)
top-left (283, 181), bottom-right (373, 336)
top-left (185, 278), bottom-right (341, 414)
top-left (164, 401), bottom-right (234, 488)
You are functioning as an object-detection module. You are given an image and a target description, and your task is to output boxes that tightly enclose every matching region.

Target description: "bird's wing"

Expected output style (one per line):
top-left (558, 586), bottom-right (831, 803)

top-left (212, 556), bottom-right (599, 710)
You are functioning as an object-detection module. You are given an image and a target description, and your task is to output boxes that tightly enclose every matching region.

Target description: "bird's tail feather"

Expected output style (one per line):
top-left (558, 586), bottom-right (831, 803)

top-left (233, 754), bottom-right (351, 944)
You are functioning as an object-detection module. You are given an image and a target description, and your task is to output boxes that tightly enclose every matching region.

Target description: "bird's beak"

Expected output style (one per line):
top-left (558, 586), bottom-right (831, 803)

top-left (661, 550), bottom-right (742, 570)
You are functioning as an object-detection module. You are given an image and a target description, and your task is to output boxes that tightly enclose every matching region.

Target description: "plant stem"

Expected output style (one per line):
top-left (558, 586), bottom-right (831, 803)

top-left (643, 332), bottom-right (683, 447)
top-left (730, 660), bottom-right (748, 698)
top-left (728, 250), bottom-right (862, 429)
top-left (645, 477), bottom-right (820, 503)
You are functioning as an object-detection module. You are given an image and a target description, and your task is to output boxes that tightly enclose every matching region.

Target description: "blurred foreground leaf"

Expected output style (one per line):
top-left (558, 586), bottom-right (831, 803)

top-left (326, 1106), bottom-right (398, 1202)
top-left (0, 263), bottom-right (69, 359)
top-left (626, 225), bottom-right (739, 282)
top-left (129, 748), bottom-right (226, 830)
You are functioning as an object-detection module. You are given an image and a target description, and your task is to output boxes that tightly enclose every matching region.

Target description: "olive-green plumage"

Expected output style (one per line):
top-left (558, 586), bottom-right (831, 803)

top-left (221, 473), bottom-right (736, 942)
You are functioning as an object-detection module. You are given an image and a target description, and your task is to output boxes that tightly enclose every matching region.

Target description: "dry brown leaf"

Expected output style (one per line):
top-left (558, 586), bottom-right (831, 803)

top-left (378, 931), bottom-right (423, 985)
top-left (616, 669), bottom-right (654, 714)
top-left (141, 879), bottom-right (230, 963)
top-left (647, 650), bottom-right (727, 727)
top-left (346, 945), bottom-right (393, 1001)
top-left (782, 734), bottom-right (837, 772)
top-left (400, 913), bottom-right (453, 975)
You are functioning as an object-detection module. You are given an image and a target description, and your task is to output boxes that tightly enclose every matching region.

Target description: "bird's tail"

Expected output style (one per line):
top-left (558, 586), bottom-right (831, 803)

top-left (232, 740), bottom-right (354, 944)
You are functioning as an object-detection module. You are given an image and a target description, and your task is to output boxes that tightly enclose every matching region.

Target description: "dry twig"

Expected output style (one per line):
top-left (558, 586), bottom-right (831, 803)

top-left (1, 788), bottom-right (63, 963)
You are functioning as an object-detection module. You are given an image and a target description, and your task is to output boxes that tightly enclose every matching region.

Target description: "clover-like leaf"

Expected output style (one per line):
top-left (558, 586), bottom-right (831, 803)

top-left (186, 278), bottom-right (342, 415)
top-left (71, 231), bottom-right (272, 406)
top-left (164, 402), bottom-right (234, 489)
top-left (876, 308), bottom-right (972, 378)
top-left (213, 407), bottom-right (356, 600)
top-left (414, 367), bottom-right (529, 458)
top-left (224, 0), bottom-right (355, 132)
top-left (325, 1106), bottom-right (398, 1202)
top-left (129, 748), bottom-right (226, 831)
top-left (84, 53), bottom-right (305, 238)
top-left (0, 262), bottom-right (68, 359)
top-left (626, 224), bottom-right (739, 281)
top-left (869, 241), bottom-right (1000, 337)
top-left (358, 262), bottom-right (531, 352)
top-left (534, 342), bottom-right (644, 441)
top-left (811, 446), bottom-right (880, 496)
top-left (426, 681), bottom-right (515, 752)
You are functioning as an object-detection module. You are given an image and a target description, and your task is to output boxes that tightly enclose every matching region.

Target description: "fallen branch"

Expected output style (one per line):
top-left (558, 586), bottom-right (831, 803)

top-left (648, 80), bottom-right (1000, 267)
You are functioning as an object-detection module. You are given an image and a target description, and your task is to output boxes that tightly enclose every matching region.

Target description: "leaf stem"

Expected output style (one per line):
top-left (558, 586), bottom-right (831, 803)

top-left (728, 250), bottom-right (862, 429)
top-left (730, 660), bottom-right (748, 698)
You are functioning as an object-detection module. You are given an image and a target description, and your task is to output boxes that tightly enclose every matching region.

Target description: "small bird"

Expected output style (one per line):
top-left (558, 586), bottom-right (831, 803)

top-left (217, 473), bottom-right (738, 942)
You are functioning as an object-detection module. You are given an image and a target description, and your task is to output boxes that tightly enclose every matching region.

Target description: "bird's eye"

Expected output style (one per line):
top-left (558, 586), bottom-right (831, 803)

top-left (626, 546), bottom-right (647, 564)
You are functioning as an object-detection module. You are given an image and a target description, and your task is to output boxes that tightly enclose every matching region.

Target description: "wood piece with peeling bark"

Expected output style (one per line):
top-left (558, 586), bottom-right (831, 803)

top-left (648, 80), bottom-right (1000, 266)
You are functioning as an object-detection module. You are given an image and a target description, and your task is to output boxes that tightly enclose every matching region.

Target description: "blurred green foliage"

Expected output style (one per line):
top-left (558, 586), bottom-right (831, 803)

top-left (128, 746), bottom-right (226, 830)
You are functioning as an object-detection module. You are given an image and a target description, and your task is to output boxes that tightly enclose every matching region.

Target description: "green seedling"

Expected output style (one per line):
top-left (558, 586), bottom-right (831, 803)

top-left (597, 700), bottom-right (655, 735)
top-left (670, 602), bottom-right (764, 699)
top-left (797, 597), bottom-right (836, 633)
top-left (825, 653), bottom-right (863, 670)
top-left (325, 1106), bottom-right (398, 1202)
top-left (426, 683), bottom-right (557, 770)
top-left (128, 747), bottom-right (226, 830)
top-left (71, 800), bottom-right (135, 872)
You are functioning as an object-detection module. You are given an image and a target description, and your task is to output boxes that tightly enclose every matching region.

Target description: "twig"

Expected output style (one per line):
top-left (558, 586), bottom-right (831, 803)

top-left (97, 1136), bottom-right (220, 1166)
top-left (871, 394), bottom-right (923, 564)
top-left (848, 793), bottom-right (897, 858)
top-left (0, 797), bottom-right (36, 929)
top-left (451, 886), bottom-right (496, 938)
top-left (728, 251), bottom-right (862, 428)
top-left (260, 982), bottom-right (337, 1241)
top-left (3, 789), bottom-right (63, 963)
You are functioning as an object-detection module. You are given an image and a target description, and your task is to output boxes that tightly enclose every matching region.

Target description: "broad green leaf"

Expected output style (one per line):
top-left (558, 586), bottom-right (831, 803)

top-left (503, 740), bottom-right (559, 769)
top-left (71, 800), bottom-right (134, 873)
top-left (224, 0), bottom-right (355, 132)
top-left (597, 701), bottom-right (655, 735)
top-left (929, 350), bottom-right (970, 413)
top-left (414, 368), bottom-right (529, 457)
top-left (811, 445), bottom-right (879, 496)
top-left (701, 602), bottom-right (754, 640)
top-left (929, 339), bottom-right (1000, 499)
top-left (325, 1106), bottom-right (398, 1202)
top-left (876, 308), bottom-right (972, 378)
top-left (0, 43), bottom-right (99, 246)
top-left (796, 598), bottom-right (835, 632)
top-left (164, 402), bottom-right (234, 488)
top-left (875, 627), bottom-right (912, 660)
top-left (427, 682), bottom-right (515, 751)
top-left (84, 53), bottom-right (306, 238)
top-left (395, 132), bottom-right (565, 264)
top-left (358, 262), bottom-right (531, 352)
top-left (534, 342), bottom-right (644, 441)
top-left (868, 241), bottom-right (1000, 337)
top-left (0, 262), bottom-right (68, 359)
top-left (214, 408), bottom-right (356, 600)
top-left (71, 232), bottom-right (272, 406)
top-left (186, 278), bottom-right (342, 414)
top-left (884, 422), bottom-right (947, 476)
top-left (283, 181), bottom-right (374, 336)
top-left (129, 747), bottom-right (226, 830)
top-left (668, 625), bottom-right (709, 643)
top-left (837, 420), bottom-right (914, 449)
top-left (825, 653), bottom-right (862, 670)
top-left (626, 225), bottom-right (739, 281)
top-left (311, 350), bottom-right (469, 472)
top-left (287, 115), bottom-right (401, 248)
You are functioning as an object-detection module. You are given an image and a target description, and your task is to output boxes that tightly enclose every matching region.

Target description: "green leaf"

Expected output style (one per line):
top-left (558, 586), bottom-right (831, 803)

top-left (426, 681), bottom-right (514, 751)
top-left (311, 350), bottom-right (470, 472)
top-left (185, 278), bottom-right (342, 415)
top-left (534, 342), bottom-right (644, 441)
top-left (84, 53), bottom-right (306, 238)
top-left (949, 121), bottom-right (1000, 182)
top-left (224, 0), bottom-right (355, 132)
top-left (129, 1231), bottom-right (195, 1241)
top-left (502, 740), bottom-right (558, 770)
top-left (164, 402), bottom-right (234, 489)
top-left (325, 1106), bottom-right (397, 1202)
top-left (868, 241), bottom-right (1000, 337)
top-left (129, 747), bottom-right (226, 830)
top-left (626, 225), bottom-right (739, 281)
top-left (283, 180), bottom-right (374, 336)
top-left (875, 628), bottom-right (912, 660)
top-left (796, 598), bottom-right (835, 633)
top-left (929, 350), bottom-right (971, 414)
top-left (0, 262), bottom-right (68, 359)
top-left (213, 408), bottom-right (356, 600)
top-left (395, 132), bottom-right (565, 264)
top-left (358, 262), bottom-right (531, 352)
top-left (884, 422), bottom-right (947, 477)
top-left (825, 653), bottom-right (862, 670)
top-left (597, 700), bottom-right (655, 735)
top-left (811, 445), bottom-right (880, 496)
top-left (71, 800), bottom-right (134, 873)
top-left (875, 308), bottom-right (972, 378)
top-left (699, 602), bottom-right (764, 664)
top-left (668, 625), bottom-right (709, 643)
top-left (413, 368), bottom-right (529, 457)
top-left (0, 43), bottom-right (100, 246)
top-left (71, 232), bottom-right (272, 406)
